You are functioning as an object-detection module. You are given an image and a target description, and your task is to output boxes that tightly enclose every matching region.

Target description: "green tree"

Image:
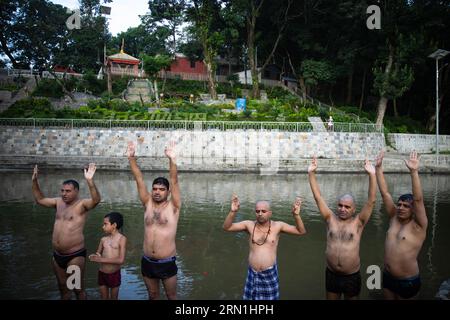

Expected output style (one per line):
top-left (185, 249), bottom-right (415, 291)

top-left (235, 0), bottom-right (293, 98)
top-left (0, 0), bottom-right (68, 69)
top-left (145, 0), bottom-right (187, 53)
top-left (142, 54), bottom-right (172, 103)
top-left (185, 0), bottom-right (224, 99)
top-left (111, 24), bottom-right (170, 58)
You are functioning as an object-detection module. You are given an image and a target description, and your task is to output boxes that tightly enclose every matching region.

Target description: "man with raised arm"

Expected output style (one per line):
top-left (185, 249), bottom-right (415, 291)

top-left (375, 151), bottom-right (427, 300)
top-left (31, 163), bottom-right (100, 300)
top-left (223, 195), bottom-right (306, 300)
top-left (127, 141), bottom-right (181, 300)
top-left (308, 157), bottom-right (376, 300)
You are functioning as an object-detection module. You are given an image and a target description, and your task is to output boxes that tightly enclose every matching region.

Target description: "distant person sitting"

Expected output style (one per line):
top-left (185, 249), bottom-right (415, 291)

top-left (327, 116), bottom-right (334, 131)
top-left (223, 195), bottom-right (306, 300)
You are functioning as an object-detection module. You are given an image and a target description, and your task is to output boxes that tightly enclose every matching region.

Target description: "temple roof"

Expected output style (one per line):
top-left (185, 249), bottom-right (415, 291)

top-left (108, 52), bottom-right (140, 62)
top-left (107, 39), bottom-right (140, 64)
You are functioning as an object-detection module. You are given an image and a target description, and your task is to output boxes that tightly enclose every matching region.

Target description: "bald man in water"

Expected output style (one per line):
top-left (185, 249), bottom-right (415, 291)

top-left (223, 196), bottom-right (306, 300)
top-left (375, 151), bottom-right (427, 299)
top-left (308, 157), bottom-right (376, 300)
top-left (32, 163), bottom-right (100, 300)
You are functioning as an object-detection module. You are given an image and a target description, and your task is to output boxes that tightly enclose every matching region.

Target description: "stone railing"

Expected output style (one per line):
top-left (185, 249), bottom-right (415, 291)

top-left (0, 118), bottom-right (383, 133)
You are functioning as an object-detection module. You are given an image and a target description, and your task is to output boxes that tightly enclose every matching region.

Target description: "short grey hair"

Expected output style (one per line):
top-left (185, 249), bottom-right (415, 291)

top-left (255, 200), bottom-right (271, 209)
top-left (337, 194), bottom-right (355, 204)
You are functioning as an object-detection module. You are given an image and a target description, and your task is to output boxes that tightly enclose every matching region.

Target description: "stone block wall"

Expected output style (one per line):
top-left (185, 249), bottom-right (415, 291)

top-left (0, 127), bottom-right (385, 171)
top-left (387, 133), bottom-right (450, 153)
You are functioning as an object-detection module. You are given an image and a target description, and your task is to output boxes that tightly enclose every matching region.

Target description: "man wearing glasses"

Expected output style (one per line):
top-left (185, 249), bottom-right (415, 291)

top-left (223, 195), bottom-right (306, 300)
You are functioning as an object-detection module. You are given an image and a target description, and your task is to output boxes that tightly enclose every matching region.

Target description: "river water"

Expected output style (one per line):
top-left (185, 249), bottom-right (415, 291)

top-left (0, 169), bottom-right (449, 299)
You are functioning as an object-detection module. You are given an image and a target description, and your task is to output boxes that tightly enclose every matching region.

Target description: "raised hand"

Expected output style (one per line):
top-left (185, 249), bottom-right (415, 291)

top-left (127, 141), bottom-right (136, 158)
top-left (364, 159), bottom-right (376, 175)
top-left (292, 197), bottom-right (302, 215)
top-left (375, 150), bottom-right (384, 168)
top-left (32, 164), bottom-right (38, 181)
top-left (404, 151), bottom-right (420, 172)
top-left (165, 141), bottom-right (177, 161)
top-left (84, 163), bottom-right (96, 180)
top-left (308, 156), bottom-right (318, 173)
top-left (231, 194), bottom-right (240, 212)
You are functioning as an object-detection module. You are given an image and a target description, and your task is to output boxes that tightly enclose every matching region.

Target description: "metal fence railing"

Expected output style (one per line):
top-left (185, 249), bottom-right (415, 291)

top-left (0, 118), bottom-right (384, 133)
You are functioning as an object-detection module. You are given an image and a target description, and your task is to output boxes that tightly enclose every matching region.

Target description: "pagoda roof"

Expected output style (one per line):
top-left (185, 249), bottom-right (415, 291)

top-left (109, 52), bottom-right (139, 61)
top-left (108, 39), bottom-right (140, 64)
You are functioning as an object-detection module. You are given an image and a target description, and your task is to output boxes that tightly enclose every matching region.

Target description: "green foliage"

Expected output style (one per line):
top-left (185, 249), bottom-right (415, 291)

top-left (32, 79), bottom-right (73, 98)
top-left (383, 116), bottom-right (427, 134)
top-left (301, 60), bottom-right (336, 87)
top-left (142, 54), bottom-right (173, 79)
top-left (0, 77), bottom-right (27, 92)
top-left (1, 98), bottom-right (55, 118)
top-left (80, 72), bottom-right (106, 95)
top-left (373, 64), bottom-right (414, 100)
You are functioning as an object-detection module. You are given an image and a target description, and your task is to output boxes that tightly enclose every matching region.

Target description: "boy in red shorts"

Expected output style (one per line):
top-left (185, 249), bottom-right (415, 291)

top-left (89, 212), bottom-right (127, 299)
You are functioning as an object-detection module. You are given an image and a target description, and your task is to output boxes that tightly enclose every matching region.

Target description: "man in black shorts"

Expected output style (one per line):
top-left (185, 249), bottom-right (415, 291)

top-left (127, 141), bottom-right (181, 300)
top-left (375, 151), bottom-right (427, 299)
top-left (308, 157), bottom-right (377, 299)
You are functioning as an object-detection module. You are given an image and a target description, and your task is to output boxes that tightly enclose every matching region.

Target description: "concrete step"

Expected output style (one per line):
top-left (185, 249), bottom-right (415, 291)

top-left (127, 87), bottom-right (152, 95)
top-left (308, 116), bottom-right (327, 132)
top-left (131, 80), bottom-right (151, 88)
top-left (125, 95), bottom-right (152, 102)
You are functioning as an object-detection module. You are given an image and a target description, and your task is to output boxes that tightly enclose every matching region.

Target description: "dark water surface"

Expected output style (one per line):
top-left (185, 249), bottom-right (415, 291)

top-left (0, 169), bottom-right (449, 299)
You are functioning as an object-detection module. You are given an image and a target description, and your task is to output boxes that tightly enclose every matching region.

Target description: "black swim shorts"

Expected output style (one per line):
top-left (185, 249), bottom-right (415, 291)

top-left (383, 270), bottom-right (421, 299)
top-left (53, 248), bottom-right (87, 269)
top-left (141, 255), bottom-right (178, 280)
top-left (326, 267), bottom-right (361, 297)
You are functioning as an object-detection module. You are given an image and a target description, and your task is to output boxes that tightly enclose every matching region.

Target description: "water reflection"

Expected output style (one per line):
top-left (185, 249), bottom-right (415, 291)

top-left (0, 170), bottom-right (449, 299)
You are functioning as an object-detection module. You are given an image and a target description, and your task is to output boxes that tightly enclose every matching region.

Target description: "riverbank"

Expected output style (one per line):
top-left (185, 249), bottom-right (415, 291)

top-left (1, 152), bottom-right (449, 173)
top-left (1, 126), bottom-right (449, 173)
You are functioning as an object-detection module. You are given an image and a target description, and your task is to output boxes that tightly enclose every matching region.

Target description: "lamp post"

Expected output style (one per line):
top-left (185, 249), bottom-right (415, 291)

top-left (428, 49), bottom-right (450, 165)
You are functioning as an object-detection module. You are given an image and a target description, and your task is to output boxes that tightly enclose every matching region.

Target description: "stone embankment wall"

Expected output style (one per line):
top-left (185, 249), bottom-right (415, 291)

top-left (0, 127), bottom-right (385, 172)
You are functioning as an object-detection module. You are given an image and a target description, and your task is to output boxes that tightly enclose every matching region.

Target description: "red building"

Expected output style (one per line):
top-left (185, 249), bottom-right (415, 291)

top-left (168, 53), bottom-right (207, 74)
top-left (53, 65), bottom-right (77, 73)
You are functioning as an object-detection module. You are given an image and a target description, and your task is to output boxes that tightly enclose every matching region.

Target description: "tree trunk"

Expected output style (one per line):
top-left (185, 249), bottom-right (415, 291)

top-left (154, 79), bottom-right (159, 105)
top-left (0, 33), bottom-right (19, 68)
top-left (393, 98), bottom-right (398, 117)
top-left (204, 53), bottom-right (217, 99)
top-left (247, 0), bottom-right (290, 99)
top-left (247, 10), bottom-right (259, 98)
top-left (299, 76), bottom-right (307, 100)
top-left (427, 109), bottom-right (436, 132)
top-left (375, 45), bottom-right (394, 127)
top-left (359, 67), bottom-right (367, 112)
top-left (227, 47), bottom-right (232, 76)
top-left (329, 85), bottom-right (334, 106)
top-left (376, 96), bottom-right (388, 126)
top-left (48, 70), bottom-right (76, 102)
top-left (107, 66), bottom-right (112, 95)
top-left (172, 25), bottom-right (177, 54)
top-left (346, 70), bottom-right (353, 104)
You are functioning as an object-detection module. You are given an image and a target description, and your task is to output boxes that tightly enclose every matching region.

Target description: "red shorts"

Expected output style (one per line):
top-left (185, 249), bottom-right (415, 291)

top-left (98, 269), bottom-right (121, 288)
